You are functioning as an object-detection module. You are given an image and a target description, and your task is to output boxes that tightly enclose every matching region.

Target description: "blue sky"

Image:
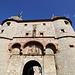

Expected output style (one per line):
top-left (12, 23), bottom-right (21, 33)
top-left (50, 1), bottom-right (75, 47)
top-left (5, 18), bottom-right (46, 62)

top-left (0, 0), bottom-right (75, 31)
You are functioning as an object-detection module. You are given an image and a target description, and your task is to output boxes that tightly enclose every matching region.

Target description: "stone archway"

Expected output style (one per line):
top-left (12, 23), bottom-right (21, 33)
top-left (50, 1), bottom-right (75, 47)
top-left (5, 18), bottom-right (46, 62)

top-left (44, 43), bottom-right (57, 75)
top-left (10, 43), bottom-right (22, 55)
top-left (23, 41), bottom-right (44, 55)
top-left (46, 43), bottom-right (57, 54)
top-left (22, 60), bottom-right (42, 75)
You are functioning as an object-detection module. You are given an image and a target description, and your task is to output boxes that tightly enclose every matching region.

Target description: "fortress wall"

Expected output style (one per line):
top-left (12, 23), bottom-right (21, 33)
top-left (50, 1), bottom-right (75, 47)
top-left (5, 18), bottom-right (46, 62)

top-left (53, 19), bottom-right (75, 38)
top-left (0, 21), bottom-right (55, 37)
top-left (0, 17), bottom-right (75, 75)
top-left (53, 19), bottom-right (75, 75)
top-left (55, 37), bottom-right (75, 75)
top-left (0, 39), bottom-right (10, 75)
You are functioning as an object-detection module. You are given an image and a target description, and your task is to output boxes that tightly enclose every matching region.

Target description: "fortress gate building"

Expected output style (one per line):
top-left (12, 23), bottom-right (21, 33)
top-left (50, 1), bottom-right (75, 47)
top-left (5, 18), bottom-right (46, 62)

top-left (0, 16), bottom-right (75, 75)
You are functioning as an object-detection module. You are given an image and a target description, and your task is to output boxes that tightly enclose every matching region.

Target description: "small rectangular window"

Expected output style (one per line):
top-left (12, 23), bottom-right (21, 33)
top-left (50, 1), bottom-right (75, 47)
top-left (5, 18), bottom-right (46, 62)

top-left (26, 33), bottom-right (29, 37)
top-left (43, 23), bottom-right (46, 25)
top-left (60, 29), bottom-right (65, 32)
top-left (24, 24), bottom-right (27, 26)
top-left (69, 45), bottom-right (74, 48)
top-left (40, 33), bottom-right (43, 37)
top-left (0, 30), bottom-right (4, 34)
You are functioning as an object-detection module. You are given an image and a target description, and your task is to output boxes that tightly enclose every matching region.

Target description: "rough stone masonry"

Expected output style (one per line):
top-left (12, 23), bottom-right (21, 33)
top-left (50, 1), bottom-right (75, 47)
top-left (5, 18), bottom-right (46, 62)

top-left (0, 16), bottom-right (75, 75)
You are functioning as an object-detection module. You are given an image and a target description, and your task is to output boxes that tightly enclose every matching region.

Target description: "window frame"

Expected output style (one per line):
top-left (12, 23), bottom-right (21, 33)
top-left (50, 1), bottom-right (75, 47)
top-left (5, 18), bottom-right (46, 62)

top-left (40, 32), bottom-right (44, 37)
top-left (26, 33), bottom-right (29, 37)
top-left (24, 24), bottom-right (27, 26)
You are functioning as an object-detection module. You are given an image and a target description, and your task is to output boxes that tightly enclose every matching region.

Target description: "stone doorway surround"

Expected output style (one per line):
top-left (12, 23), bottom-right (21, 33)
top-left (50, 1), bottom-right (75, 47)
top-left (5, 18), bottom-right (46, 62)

top-left (22, 60), bottom-right (42, 75)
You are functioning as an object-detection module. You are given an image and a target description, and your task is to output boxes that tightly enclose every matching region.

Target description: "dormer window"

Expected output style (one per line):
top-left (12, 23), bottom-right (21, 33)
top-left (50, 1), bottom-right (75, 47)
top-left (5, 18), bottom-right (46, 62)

top-left (7, 22), bottom-right (11, 26)
top-left (40, 33), bottom-right (43, 37)
top-left (64, 21), bottom-right (69, 24)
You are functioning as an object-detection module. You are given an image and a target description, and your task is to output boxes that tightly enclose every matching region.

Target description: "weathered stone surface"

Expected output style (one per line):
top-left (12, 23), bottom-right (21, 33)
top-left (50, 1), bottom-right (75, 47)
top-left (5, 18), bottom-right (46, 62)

top-left (0, 16), bottom-right (75, 75)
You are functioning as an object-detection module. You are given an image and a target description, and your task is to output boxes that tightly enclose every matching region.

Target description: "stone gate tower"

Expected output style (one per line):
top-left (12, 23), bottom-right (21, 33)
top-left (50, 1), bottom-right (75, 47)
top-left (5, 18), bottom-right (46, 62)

top-left (0, 16), bottom-right (75, 75)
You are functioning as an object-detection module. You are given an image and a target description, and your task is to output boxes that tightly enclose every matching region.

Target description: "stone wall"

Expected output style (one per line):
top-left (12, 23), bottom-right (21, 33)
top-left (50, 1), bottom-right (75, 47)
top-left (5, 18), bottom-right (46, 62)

top-left (0, 39), bottom-right (10, 75)
top-left (53, 19), bottom-right (75, 75)
top-left (0, 17), bottom-right (75, 75)
top-left (56, 37), bottom-right (75, 75)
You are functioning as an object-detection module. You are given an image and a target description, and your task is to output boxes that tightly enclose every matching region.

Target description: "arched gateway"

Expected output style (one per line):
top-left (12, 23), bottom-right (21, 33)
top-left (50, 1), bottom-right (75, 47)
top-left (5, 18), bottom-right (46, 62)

top-left (22, 60), bottom-right (42, 75)
top-left (8, 41), bottom-right (57, 75)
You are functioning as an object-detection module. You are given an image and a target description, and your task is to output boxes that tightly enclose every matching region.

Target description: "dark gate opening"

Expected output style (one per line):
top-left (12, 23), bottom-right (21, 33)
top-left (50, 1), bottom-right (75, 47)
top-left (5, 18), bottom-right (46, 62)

top-left (22, 60), bottom-right (41, 75)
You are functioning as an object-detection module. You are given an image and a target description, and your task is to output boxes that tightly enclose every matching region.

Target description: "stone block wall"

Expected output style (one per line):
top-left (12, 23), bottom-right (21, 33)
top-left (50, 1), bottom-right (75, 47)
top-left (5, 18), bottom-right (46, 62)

top-left (0, 17), bottom-right (75, 75)
top-left (53, 19), bottom-right (75, 38)
top-left (0, 39), bottom-right (10, 75)
top-left (44, 56), bottom-right (56, 75)
top-left (55, 37), bottom-right (75, 75)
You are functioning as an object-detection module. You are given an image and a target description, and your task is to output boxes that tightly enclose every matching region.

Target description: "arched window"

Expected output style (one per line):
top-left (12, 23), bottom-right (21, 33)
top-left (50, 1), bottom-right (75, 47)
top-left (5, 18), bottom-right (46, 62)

top-left (11, 43), bottom-right (22, 55)
top-left (23, 41), bottom-right (44, 55)
top-left (46, 43), bottom-right (57, 54)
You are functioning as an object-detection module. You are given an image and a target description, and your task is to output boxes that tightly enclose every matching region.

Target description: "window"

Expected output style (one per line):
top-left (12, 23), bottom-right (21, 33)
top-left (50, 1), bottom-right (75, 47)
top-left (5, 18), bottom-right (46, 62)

top-left (64, 21), bottom-right (69, 24)
top-left (60, 29), bottom-right (65, 32)
top-left (69, 45), bottom-right (74, 48)
top-left (43, 23), bottom-right (46, 25)
top-left (26, 33), bottom-right (29, 37)
top-left (0, 30), bottom-right (4, 34)
top-left (7, 22), bottom-right (11, 26)
top-left (24, 24), bottom-right (27, 26)
top-left (40, 33), bottom-right (43, 37)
